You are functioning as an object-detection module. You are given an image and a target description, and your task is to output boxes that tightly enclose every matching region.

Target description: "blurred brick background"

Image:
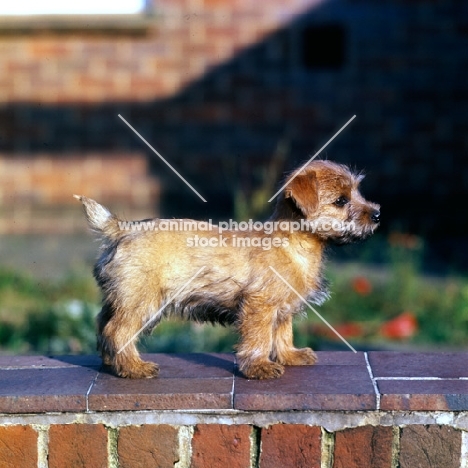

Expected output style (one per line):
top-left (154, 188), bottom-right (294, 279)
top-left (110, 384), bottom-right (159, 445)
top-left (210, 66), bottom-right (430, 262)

top-left (0, 0), bottom-right (467, 265)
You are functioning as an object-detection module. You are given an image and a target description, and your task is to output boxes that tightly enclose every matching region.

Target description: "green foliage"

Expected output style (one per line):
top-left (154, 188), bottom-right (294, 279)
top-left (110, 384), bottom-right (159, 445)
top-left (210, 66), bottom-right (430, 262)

top-left (0, 269), bottom-right (98, 354)
top-left (1, 235), bottom-right (468, 355)
top-left (296, 234), bottom-right (468, 349)
top-left (232, 134), bottom-right (290, 221)
top-left (140, 321), bottom-right (238, 354)
top-left (21, 301), bottom-right (98, 354)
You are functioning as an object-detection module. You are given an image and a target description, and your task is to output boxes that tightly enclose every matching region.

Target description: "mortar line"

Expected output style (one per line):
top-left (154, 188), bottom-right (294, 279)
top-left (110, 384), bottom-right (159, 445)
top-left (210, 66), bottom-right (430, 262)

top-left (391, 426), bottom-right (401, 468)
top-left (0, 410), bottom-right (462, 429)
top-left (320, 427), bottom-right (335, 468)
top-left (364, 352), bottom-right (380, 410)
top-left (176, 426), bottom-right (193, 468)
top-left (32, 424), bottom-right (49, 468)
top-left (377, 376), bottom-right (467, 381)
top-left (461, 430), bottom-right (468, 468)
top-left (107, 426), bottom-right (119, 468)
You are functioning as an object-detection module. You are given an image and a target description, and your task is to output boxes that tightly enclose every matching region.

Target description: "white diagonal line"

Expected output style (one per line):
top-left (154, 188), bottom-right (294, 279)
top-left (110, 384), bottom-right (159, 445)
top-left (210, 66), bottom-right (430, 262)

top-left (268, 114), bottom-right (356, 202)
top-left (269, 265), bottom-right (357, 353)
top-left (365, 352), bottom-right (380, 409)
top-left (117, 266), bottom-right (206, 354)
top-left (118, 114), bottom-right (207, 202)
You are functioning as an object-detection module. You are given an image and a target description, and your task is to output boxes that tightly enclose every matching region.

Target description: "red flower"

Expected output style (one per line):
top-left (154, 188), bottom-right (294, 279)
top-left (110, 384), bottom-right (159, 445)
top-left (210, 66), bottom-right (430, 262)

top-left (312, 322), bottom-right (364, 340)
top-left (379, 312), bottom-right (418, 339)
top-left (352, 276), bottom-right (372, 296)
top-left (335, 322), bottom-right (365, 339)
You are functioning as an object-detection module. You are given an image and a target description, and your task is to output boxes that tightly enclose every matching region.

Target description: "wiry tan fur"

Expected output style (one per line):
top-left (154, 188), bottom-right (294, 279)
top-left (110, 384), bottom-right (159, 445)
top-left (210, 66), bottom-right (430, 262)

top-left (75, 160), bottom-right (380, 379)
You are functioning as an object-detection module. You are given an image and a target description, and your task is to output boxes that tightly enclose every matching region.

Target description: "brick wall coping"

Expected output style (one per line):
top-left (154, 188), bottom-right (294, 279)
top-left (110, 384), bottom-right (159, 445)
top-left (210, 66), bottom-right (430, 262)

top-left (1, 352), bottom-right (468, 416)
top-left (0, 14), bottom-right (154, 32)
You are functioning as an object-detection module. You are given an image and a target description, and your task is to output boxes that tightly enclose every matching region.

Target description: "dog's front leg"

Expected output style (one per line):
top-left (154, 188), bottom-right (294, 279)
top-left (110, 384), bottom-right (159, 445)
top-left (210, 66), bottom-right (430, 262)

top-left (271, 314), bottom-right (317, 366)
top-left (236, 301), bottom-right (284, 379)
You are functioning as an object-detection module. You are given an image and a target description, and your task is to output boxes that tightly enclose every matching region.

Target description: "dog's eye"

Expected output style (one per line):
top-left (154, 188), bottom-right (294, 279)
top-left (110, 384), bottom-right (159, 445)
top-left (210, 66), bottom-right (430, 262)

top-left (334, 196), bottom-right (349, 207)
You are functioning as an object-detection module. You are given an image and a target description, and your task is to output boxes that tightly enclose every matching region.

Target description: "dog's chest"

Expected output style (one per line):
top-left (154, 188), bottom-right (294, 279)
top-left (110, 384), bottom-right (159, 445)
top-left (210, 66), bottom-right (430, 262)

top-left (289, 242), bottom-right (322, 280)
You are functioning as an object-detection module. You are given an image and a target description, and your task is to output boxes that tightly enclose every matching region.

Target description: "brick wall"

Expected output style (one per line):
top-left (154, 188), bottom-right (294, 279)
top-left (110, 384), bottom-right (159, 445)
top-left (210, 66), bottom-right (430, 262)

top-left (1, 0), bottom-right (467, 260)
top-left (0, 153), bottom-right (159, 233)
top-left (1, 352), bottom-right (468, 467)
top-left (0, 421), bottom-right (464, 467)
top-left (0, 0), bottom-right (313, 103)
top-left (0, 0), bottom-right (313, 232)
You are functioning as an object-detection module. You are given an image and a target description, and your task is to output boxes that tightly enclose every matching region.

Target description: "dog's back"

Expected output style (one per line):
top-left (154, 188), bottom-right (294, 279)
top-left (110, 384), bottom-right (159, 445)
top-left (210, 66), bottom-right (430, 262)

top-left (75, 160), bottom-right (380, 380)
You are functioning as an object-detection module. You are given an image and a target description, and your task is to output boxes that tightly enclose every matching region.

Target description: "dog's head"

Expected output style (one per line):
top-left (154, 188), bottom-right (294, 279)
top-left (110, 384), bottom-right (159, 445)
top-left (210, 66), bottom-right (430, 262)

top-left (272, 160), bottom-right (380, 243)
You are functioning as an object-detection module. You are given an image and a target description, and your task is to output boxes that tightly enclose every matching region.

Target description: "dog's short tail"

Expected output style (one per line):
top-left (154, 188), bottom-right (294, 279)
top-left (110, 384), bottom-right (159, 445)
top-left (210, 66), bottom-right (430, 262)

top-left (74, 195), bottom-right (121, 240)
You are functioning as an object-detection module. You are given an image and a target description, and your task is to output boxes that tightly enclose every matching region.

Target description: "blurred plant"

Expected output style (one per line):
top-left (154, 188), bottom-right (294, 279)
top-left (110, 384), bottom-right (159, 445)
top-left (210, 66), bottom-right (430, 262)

top-left (141, 321), bottom-right (237, 354)
top-left (298, 232), bottom-right (468, 349)
top-left (2, 231), bottom-right (468, 354)
top-left (0, 268), bottom-right (98, 354)
top-left (231, 133), bottom-right (290, 221)
top-left (379, 312), bottom-right (418, 340)
top-left (351, 276), bottom-right (372, 296)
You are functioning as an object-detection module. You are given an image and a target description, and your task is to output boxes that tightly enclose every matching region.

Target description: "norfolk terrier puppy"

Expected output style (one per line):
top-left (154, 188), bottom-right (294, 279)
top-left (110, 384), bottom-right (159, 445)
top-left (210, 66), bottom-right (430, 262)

top-left (75, 160), bottom-right (380, 379)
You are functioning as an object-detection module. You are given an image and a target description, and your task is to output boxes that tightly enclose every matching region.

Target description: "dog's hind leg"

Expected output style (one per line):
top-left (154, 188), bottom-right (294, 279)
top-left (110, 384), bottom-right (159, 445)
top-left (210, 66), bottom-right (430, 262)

top-left (96, 303), bottom-right (114, 366)
top-left (100, 305), bottom-right (160, 379)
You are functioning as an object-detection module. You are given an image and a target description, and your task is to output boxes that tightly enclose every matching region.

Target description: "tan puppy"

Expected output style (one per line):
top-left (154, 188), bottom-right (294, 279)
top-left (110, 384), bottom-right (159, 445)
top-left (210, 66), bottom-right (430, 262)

top-left (76, 160), bottom-right (380, 379)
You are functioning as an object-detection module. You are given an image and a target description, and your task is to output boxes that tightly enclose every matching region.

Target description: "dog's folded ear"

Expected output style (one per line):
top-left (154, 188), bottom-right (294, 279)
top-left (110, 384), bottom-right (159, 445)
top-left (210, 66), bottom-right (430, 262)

top-left (284, 171), bottom-right (319, 218)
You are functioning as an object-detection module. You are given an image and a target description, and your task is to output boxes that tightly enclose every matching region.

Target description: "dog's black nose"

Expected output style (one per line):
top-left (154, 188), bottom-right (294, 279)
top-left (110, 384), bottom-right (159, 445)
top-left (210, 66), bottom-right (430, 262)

top-left (371, 210), bottom-right (380, 223)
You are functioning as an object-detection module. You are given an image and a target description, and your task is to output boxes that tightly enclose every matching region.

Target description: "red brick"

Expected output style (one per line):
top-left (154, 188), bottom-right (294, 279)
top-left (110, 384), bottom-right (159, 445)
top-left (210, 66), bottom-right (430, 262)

top-left (260, 424), bottom-right (321, 468)
top-left (400, 425), bottom-right (461, 468)
top-left (333, 426), bottom-right (393, 468)
top-left (0, 426), bottom-right (38, 468)
top-left (191, 424), bottom-right (251, 468)
top-left (48, 424), bottom-right (108, 468)
top-left (118, 425), bottom-right (179, 468)
top-left (29, 40), bottom-right (71, 58)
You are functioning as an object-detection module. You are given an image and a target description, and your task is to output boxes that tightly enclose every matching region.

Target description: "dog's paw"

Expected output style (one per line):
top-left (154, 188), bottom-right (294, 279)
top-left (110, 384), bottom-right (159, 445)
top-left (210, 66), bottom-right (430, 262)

top-left (241, 361), bottom-right (285, 380)
top-left (117, 361), bottom-right (160, 379)
top-left (101, 353), bottom-right (112, 366)
top-left (279, 347), bottom-right (317, 366)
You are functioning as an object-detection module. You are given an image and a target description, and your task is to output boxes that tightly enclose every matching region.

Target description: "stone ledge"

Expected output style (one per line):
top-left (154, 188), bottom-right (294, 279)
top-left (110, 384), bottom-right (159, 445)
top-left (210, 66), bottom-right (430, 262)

top-left (1, 352), bottom-right (468, 414)
top-left (0, 14), bottom-right (155, 34)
